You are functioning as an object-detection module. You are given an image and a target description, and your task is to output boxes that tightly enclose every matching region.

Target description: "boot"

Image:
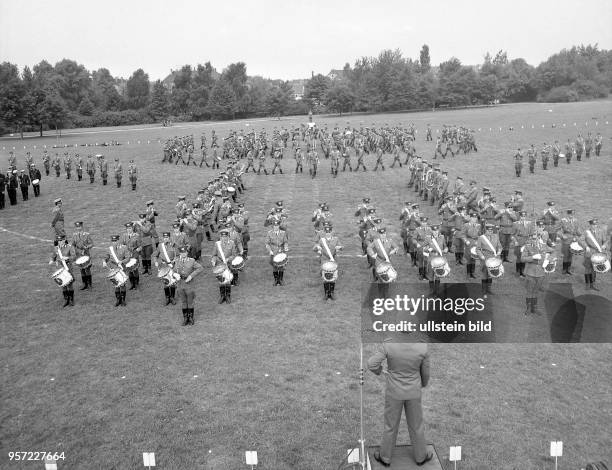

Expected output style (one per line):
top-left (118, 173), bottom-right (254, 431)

top-left (87, 275), bottom-right (93, 288)
top-left (182, 309), bottom-right (189, 326)
top-left (164, 287), bottom-right (171, 305)
top-left (225, 286), bottom-right (231, 304)
top-left (115, 291), bottom-right (121, 307)
top-left (232, 272), bottom-right (239, 286)
top-left (519, 263), bottom-right (526, 277)
top-left (142, 261), bottom-right (149, 275)
top-left (584, 274), bottom-right (590, 287)
top-left (132, 184), bottom-right (136, 191)
top-left (62, 291), bottom-right (70, 308)
top-left (329, 283), bottom-right (336, 300)
top-left (565, 262), bottom-right (572, 275)
top-left (502, 250), bottom-right (509, 262)
top-left (206, 231), bottom-right (212, 241)
top-left (170, 287), bottom-right (176, 304)
top-left (589, 274), bottom-right (599, 291)
top-left (531, 297), bottom-right (540, 315)
top-left (418, 267), bottom-right (424, 281)
top-left (516, 262), bottom-right (521, 275)
top-left (134, 275), bottom-right (140, 288)
top-left (128, 274), bottom-right (135, 290)
top-left (456, 253), bottom-right (463, 265)
top-left (278, 270), bottom-right (285, 286)
top-left (469, 264), bottom-right (477, 279)
top-left (81, 276), bottom-right (89, 290)
top-left (323, 283), bottom-right (329, 301)
top-left (481, 280), bottom-right (488, 298)
top-left (69, 291), bottom-right (75, 306)
top-left (273, 271), bottom-right (279, 286)
top-left (218, 285), bottom-right (224, 303)
top-left (524, 298), bottom-right (532, 315)
top-left (372, 268), bottom-right (378, 281)
top-left (486, 278), bottom-right (493, 295)
top-left (121, 292), bottom-right (127, 306)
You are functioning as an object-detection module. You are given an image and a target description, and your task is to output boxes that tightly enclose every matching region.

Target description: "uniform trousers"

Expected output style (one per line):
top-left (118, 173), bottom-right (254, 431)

top-left (380, 396), bottom-right (428, 464)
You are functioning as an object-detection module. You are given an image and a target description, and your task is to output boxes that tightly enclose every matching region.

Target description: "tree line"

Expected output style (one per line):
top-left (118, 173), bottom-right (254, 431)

top-left (1, 44), bottom-right (610, 136)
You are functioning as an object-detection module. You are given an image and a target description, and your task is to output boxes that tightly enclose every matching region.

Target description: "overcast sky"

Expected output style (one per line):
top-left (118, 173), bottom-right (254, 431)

top-left (1, 0), bottom-right (611, 81)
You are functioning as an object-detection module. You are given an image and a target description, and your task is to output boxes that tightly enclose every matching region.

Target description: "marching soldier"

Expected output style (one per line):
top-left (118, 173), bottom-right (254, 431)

top-left (294, 146), bottom-right (304, 174)
top-left (271, 147), bottom-right (284, 174)
top-left (415, 217), bottom-right (433, 280)
top-left (436, 171), bottom-right (450, 208)
top-left (232, 203), bottom-right (250, 259)
top-left (511, 190), bottom-right (524, 213)
top-left (181, 209), bottom-right (199, 260)
top-left (49, 234), bottom-right (76, 307)
top-left (367, 227), bottom-right (399, 281)
top-left (98, 155), bottom-right (109, 185)
top-left (211, 145), bottom-right (221, 169)
top-left (175, 196), bottom-right (188, 220)
top-left (42, 151), bottom-right (50, 176)
top-left (582, 218), bottom-right (608, 291)
top-left (355, 143), bottom-right (367, 171)
top-left (75, 153), bottom-right (83, 181)
top-left (136, 213), bottom-right (154, 275)
top-left (390, 143), bottom-right (402, 168)
top-left (541, 143), bottom-right (550, 170)
top-left (462, 212), bottom-right (481, 278)
top-left (558, 209), bottom-right (582, 275)
top-left (341, 147), bottom-right (353, 172)
top-left (594, 132), bottom-right (603, 156)
top-left (541, 201), bottom-right (560, 244)
top-left (511, 211), bottom-right (534, 277)
top-left (527, 144), bottom-right (536, 173)
top-left (330, 147), bottom-right (340, 177)
top-left (153, 232), bottom-right (178, 305)
top-left (63, 152), bottom-right (72, 179)
top-left (522, 230), bottom-right (553, 315)
top-left (211, 228), bottom-right (240, 303)
top-left (257, 147), bottom-right (268, 175)
top-left (585, 132), bottom-right (593, 158)
top-left (113, 158), bottom-right (122, 188)
top-left (373, 145), bottom-right (385, 171)
top-left (265, 219), bottom-right (289, 286)
top-left (29, 163), bottom-right (40, 192)
top-left (313, 224), bottom-right (343, 300)
top-left (308, 148), bottom-right (319, 178)
top-left (146, 200), bottom-right (159, 247)
top-left (564, 139), bottom-right (573, 164)
top-left (476, 223), bottom-right (502, 298)
top-left (495, 202), bottom-right (518, 262)
top-left (450, 205), bottom-right (469, 265)
top-left (103, 234), bottom-right (129, 307)
top-left (18, 170), bottom-right (30, 201)
top-left (52, 153), bottom-right (61, 177)
top-left (128, 160), bottom-right (138, 190)
top-left (174, 246), bottom-right (203, 325)
top-left (423, 224), bottom-right (447, 294)
top-left (72, 221), bottom-right (94, 290)
top-left (24, 151), bottom-right (33, 168)
top-left (575, 134), bottom-right (584, 161)
top-left (426, 124), bottom-right (432, 141)
top-left (551, 140), bottom-right (561, 167)
top-left (171, 222), bottom-right (190, 252)
top-left (51, 198), bottom-right (65, 244)
top-left (438, 196), bottom-right (455, 252)
top-left (465, 180), bottom-right (478, 213)
top-left (514, 148), bottom-right (523, 177)
top-left (86, 154), bottom-right (96, 183)
top-left (8, 152), bottom-right (16, 170)
top-left (119, 222), bottom-right (141, 290)
top-left (0, 171), bottom-right (5, 209)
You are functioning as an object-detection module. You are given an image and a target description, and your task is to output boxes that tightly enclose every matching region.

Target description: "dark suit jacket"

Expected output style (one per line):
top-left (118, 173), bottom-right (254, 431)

top-left (368, 340), bottom-right (430, 400)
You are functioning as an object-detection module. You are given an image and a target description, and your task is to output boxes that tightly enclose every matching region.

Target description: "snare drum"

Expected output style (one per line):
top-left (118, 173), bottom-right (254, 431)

top-left (106, 268), bottom-right (128, 287)
top-left (321, 261), bottom-right (338, 282)
top-left (230, 255), bottom-right (245, 271)
top-left (32, 178), bottom-right (40, 185)
top-left (51, 268), bottom-right (73, 287)
top-left (157, 266), bottom-right (180, 286)
top-left (227, 186), bottom-right (236, 194)
top-left (75, 255), bottom-right (91, 269)
top-left (124, 258), bottom-right (138, 272)
top-left (375, 262), bottom-right (398, 283)
top-left (272, 253), bottom-right (288, 268)
top-left (213, 264), bottom-right (233, 284)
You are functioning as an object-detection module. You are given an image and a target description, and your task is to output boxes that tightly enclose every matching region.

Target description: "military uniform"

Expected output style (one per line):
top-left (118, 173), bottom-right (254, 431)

top-left (511, 214), bottom-right (534, 277)
top-left (541, 202), bottom-right (560, 244)
top-left (18, 171), bottom-right (30, 200)
top-left (514, 149), bottom-right (523, 177)
top-left (257, 149), bottom-right (268, 175)
top-left (367, 229), bottom-right (399, 281)
top-left (450, 208), bottom-right (469, 265)
top-left (52, 154), bottom-right (61, 177)
top-left (173, 249), bottom-right (203, 325)
top-left (75, 154), bottom-right (83, 181)
top-left (527, 146), bottom-right (536, 173)
top-left (136, 215), bottom-right (154, 275)
top-left (522, 234), bottom-right (553, 314)
top-left (494, 204), bottom-right (518, 262)
top-left (582, 219), bottom-right (608, 290)
top-left (42, 152), bottom-right (50, 176)
top-left (72, 222), bottom-right (94, 289)
top-left (49, 236), bottom-right (76, 307)
top-left (86, 156), bottom-right (96, 183)
top-left (104, 237), bottom-right (129, 306)
top-left (265, 222), bottom-right (289, 285)
top-left (211, 232), bottom-right (240, 302)
top-left (153, 234), bottom-right (178, 305)
top-left (461, 217), bottom-right (481, 278)
top-left (557, 210), bottom-right (582, 274)
top-left (314, 228), bottom-right (343, 300)
top-left (51, 199), bottom-right (65, 241)
top-left (476, 227), bottom-right (502, 296)
top-left (63, 153), bottom-right (72, 179)
top-left (99, 156), bottom-right (108, 185)
top-left (119, 223), bottom-right (142, 290)
top-left (128, 161), bottom-right (138, 190)
top-left (7, 171), bottom-right (18, 205)
top-left (145, 201), bottom-right (159, 247)
top-left (114, 159), bottom-right (122, 188)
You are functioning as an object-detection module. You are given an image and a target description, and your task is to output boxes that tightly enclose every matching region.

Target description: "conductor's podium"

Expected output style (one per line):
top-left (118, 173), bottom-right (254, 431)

top-left (368, 445), bottom-right (443, 469)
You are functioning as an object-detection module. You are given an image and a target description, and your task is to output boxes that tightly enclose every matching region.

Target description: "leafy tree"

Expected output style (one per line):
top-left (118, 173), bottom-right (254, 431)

top-left (206, 80), bottom-right (237, 119)
top-left (419, 45), bottom-right (431, 73)
top-left (53, 59), bottom-right (92, 111)
top-left (92, 68), bottom-right (122, 111)
top-left (305, 74), bottom-right (331, 106)
top-left (324, 83), bottom-right (355, 115)
top-left (222, 62), bottom-right (248, 115)
top-left (78, 96), bottom-right (94, 115)
top-left (126, 68), bottom-right (150, 109)
top-left (0, 62), bottom-right (26, 136)
top-left (266, 81), bottom-right (292, 116)
top-left (149, 80), bottom-right (170, 120)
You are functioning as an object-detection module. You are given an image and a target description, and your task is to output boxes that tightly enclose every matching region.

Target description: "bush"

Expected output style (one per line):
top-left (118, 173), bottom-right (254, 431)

top-left (538, 86), bottom-right (579, 102)
top-left (571, 80), bottom-right (609, 99)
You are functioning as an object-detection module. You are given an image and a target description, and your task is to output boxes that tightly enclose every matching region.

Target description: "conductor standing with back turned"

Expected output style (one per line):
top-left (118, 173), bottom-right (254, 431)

top-left (368, 338), bottom-right (433, 467)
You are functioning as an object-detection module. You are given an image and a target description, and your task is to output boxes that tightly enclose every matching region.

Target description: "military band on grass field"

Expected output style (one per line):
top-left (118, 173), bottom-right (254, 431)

top-left (2, 121), bottom-right (610, 327)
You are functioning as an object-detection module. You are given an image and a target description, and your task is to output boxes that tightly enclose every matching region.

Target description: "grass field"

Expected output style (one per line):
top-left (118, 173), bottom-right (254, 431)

top-left (1, 101), bottom-right (612, 469)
